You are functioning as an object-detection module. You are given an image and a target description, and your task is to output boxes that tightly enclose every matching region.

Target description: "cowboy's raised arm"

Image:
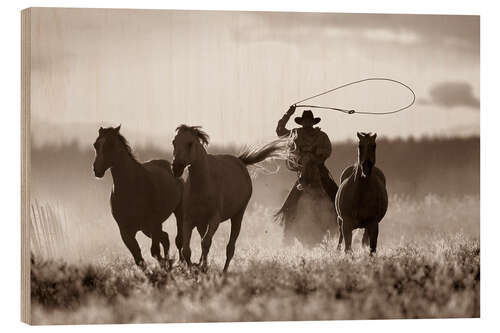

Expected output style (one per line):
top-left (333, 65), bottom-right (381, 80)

top-left (276, 105), bottom-right (296, 137)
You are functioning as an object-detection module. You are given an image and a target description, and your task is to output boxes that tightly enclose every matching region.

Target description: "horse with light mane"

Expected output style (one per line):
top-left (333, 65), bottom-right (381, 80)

top-left (172, 125), bottom-right (286, 272)
top-left (92, 125), bottom-right (183, 268)
top-left (335, 132), bottom-right (388, 254)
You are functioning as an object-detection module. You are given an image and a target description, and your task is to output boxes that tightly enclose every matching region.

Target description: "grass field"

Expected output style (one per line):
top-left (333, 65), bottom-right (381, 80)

top-left (29, 194), bottom-right (480, 324)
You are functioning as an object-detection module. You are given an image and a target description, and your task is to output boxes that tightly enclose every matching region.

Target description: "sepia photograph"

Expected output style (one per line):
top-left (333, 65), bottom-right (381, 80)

top-left (21, 7), bottom-right (479, 325)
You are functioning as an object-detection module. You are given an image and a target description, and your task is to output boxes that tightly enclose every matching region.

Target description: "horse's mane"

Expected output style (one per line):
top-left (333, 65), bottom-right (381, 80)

top-left (176, 124), bottom-right (210, 146)
top-left (116, 133), bottom-right (138, 161)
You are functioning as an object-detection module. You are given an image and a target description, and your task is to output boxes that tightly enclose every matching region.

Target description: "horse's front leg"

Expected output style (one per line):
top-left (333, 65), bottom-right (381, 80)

top-left (200, 215), bottom-right (220, 270)
top-left (181, 220), bottom-right (194, 267)
top-left (367, 222), bottom-right (379, 255)
top-left (159, 231), bottom-right (173, 268)
top-left (342, 217), bottom-right (354, 254)
top-left (119, 228), bottom-right (145, 267)
top-left (361, 228), bottom-right (370, 248)
top-left (174, 206), bottom-right (184, 263)
top-left (336, 216), bottom-right (344, 251)
top-left (196, 223), bottom-right (207, 265)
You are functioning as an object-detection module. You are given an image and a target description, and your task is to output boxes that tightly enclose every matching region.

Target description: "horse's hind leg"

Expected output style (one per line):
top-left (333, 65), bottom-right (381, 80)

top-left (367, 223), bottom-right (379, 254)
top-left (362, 228), bottom-right (370, 248)
top-left (336, 216), bottom-right (344, 251)
top-left (143, 227), bottom-right (167, 268)
top-left (148, 223), bottom-right (167, 267)
top-left (223, 208), bottom-right (245, 272)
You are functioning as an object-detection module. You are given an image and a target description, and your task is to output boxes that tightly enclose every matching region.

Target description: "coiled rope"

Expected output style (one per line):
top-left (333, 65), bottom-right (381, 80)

top-left (293, 77), bottom-right (415, 115)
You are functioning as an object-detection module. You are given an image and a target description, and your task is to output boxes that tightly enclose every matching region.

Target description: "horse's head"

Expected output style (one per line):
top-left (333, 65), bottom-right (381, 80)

top-left (357, 132), bottom-right (377, 177)
top-left (92, 125), bottom-right (123, 178)
top-left (171, 124), bottom-right (210, 177)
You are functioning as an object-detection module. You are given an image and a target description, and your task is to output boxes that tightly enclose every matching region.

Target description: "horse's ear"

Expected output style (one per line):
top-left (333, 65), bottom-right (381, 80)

top-left (99, 127), bottom-right (104, 134)
top-left (114, 124), bottom-right (121, 133)
top-left (373, 133), bottom-right (377, 140)
top-left (357, 132), bottom-right (363, 140)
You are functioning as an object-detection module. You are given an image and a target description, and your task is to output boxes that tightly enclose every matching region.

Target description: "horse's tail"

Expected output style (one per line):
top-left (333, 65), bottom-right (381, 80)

top-left (238, 139), bottom-right (289, 166)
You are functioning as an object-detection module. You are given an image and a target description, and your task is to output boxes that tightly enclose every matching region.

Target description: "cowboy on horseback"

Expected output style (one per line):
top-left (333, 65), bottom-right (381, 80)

top-left (276, 105), bottom-right (338, 200)
top-left (275, 105), bottom-right (338, 245)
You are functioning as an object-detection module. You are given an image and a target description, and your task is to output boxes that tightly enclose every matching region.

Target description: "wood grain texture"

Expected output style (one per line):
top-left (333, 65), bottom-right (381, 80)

top-left (21, 7), bottom-right (31, 325)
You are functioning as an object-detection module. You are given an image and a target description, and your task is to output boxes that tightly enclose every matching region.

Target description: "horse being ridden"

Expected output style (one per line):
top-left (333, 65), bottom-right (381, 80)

top-left (172, 125), bottom-right (286, 272)
top-left (335, 132), bottom-right (388, 254)
top-left (93, 126), bottom-right (183, 267)
top-left (275, 106), bottom-right (338, 245)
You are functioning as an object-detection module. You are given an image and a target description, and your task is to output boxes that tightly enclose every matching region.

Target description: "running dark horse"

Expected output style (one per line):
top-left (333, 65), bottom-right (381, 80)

top-left (335, 132), bottom-right (388, 254)
top-left (172, 125), bottom-right (286, 272)
top-left (92, 125), bottom-right (183, 267)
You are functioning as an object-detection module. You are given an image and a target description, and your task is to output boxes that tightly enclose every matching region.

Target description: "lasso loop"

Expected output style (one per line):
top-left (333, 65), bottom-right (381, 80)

top-left (293, 77), bottom-right (415, 115)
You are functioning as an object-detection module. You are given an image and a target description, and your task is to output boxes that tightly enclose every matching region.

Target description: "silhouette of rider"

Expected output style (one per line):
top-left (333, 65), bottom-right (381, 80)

top-left (276, 105), bottom-right (338, 202)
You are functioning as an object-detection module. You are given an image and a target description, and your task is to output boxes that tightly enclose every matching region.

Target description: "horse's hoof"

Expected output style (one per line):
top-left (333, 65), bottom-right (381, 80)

top-left (171, 260), bottom-right (183, 268)
top-left (161, 263), bottom-right (173, 272)
top-left (137, 260), bottom-right (147, 270)
top-left (198, 260), bottom-right (208, 272)
top-left (141, 266), bottom-right (153, 276)
top-left (180, 260), bottom-right (193, 271)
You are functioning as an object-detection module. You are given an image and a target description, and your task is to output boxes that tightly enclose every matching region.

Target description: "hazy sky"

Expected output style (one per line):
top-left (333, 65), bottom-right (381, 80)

top-left (30, 8), bottom-right (479, 147)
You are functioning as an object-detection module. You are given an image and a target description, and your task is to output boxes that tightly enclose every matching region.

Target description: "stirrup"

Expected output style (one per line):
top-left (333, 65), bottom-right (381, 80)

top-left (296, 183), bottom-right (304, 191)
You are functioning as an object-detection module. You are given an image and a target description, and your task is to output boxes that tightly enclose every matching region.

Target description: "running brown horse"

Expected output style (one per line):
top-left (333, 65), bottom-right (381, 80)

top-left (172, 125), bottom-right (286, 272)
top-left (92, 125), bottom-right (183, 267)
top-left (335, 132), bottom-right (388, 254)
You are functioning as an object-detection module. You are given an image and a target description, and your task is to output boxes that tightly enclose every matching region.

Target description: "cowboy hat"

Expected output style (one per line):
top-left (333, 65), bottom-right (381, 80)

top-left (295, 110), bottom-right (321, 125)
